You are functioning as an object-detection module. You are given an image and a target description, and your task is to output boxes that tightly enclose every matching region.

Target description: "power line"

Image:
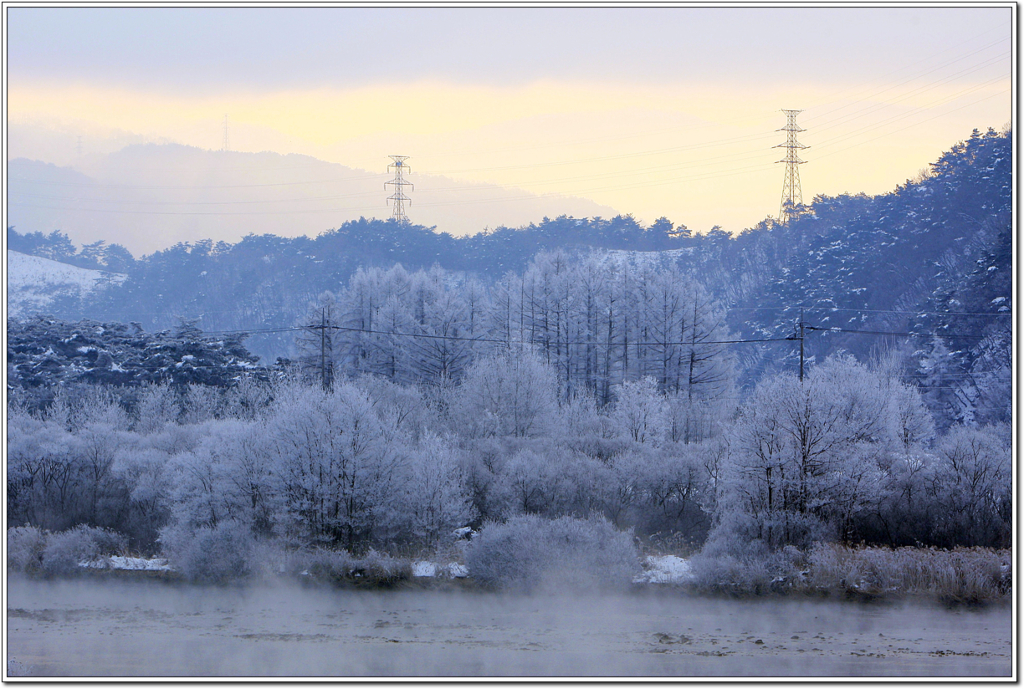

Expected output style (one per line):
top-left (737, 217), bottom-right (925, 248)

top-left (431, 132), bottom-right (778, 176)
top-left (798, 28), bottom-right (1008, 118)
top-left (804, 49), bottom-right (1010, 135)
top-left (10, 37), bottom-right (1009, 200)
top-left (7, 87), bottom-right (1007, 217)
top-left (813, 74), bottom-right (1010, 154)
top-left (727, 306), bottom-right (1011, 317)
top-left (9, 172), bottom-right (390, 190)
top-left (301, 322), bottom-right (795, 348)
top-left (805, 325), bottom-right (992, 340)
top-left (813, 85), bottom-right (1010, 162)
top-left (13, 76), bottom-right (1005, 215)
top-left (4, 96), bottom-right (1009, 230)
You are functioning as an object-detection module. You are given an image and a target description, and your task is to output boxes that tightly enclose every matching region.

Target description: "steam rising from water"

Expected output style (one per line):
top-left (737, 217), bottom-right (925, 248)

top-left (6, 577), bottom-right (1010, 678)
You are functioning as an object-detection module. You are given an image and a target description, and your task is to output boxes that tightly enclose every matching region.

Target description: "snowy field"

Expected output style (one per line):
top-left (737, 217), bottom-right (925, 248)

top-left (6, 577), bottom-right (1010, 678)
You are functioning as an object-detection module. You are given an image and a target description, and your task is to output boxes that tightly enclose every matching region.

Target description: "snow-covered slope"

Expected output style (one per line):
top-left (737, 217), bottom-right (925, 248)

top-left (598, 247), bottom-right (695, 270)
top-left (6, 250), bottom-right (126, 318)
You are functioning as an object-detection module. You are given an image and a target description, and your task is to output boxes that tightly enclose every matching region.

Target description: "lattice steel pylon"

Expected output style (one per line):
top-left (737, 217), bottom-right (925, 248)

top-left (774, 109), bottom-right (808, 224)
top-left (385, 155), bottom-right (413, 223)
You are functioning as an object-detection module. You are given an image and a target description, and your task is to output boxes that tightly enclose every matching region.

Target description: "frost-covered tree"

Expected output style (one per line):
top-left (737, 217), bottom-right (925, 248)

top-left (335, 265), bottom-right (413, 380)
top-left (928, 424), bottom-right (1011, 547)
top-left (718, 355), bottom-right (928, 549)
top-left (132, 382), bottom-right (180, 433)
top-left (609, 376), bottom-right (667, 446)
top-left (110, 445), bottom-right (174, 548)
top-left (181, 383), bottom-right (221, 424)
top-left (384, 433), bottom-right (475, 549)
top-left (453, 348), bottom-right (558, 439)
top-left (221, 376), bottom-right (276, 422)
top-left (266, 383), bottom-right (400, 549)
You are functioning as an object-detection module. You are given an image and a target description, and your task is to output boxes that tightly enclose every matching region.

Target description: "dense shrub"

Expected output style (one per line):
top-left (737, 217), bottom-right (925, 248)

top-left (41, 525), bottom-right (127, 577)
top-left (7, 526), bottom-right (47, 574)
top-left (355, 550), bottom-right (412, 586)
top-left (302, 547), bottom-right (356, 580)
top-left (466, 514), bottom-right (640, 592)
top-left (300, 547), bottom-right (411, 586)
top-left (159, 523), bottom-right (254, 583)
top-left (688, 545), bottom-right (805, 595)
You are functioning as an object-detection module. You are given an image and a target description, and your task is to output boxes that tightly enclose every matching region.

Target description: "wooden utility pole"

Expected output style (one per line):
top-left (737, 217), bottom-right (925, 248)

top-left (317, 306), bottom-right (333, 392)
top-left (320, 308), bottom-right (327, 391)
top-left (798, 309), bottom-right (805, 382)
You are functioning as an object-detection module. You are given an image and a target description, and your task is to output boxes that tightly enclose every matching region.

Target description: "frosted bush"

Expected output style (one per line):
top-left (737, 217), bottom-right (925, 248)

top-left (242, 539), bottom-right (310, 580)
top-left (303, 548), bottom-right (357, 581)
top-left (41, 525), bottom-right (127, 577)
top-left (7, 526), bottom-right (47, 575)
top-left (298, 548), bottom-right (411, 586)
top-left (357, 550), bottom-right (412, 585)
top-left (466, 514), bottom-right (640, 593)
top-left (160, 523), bottom-right (254, 583)
top-left (688, 525), bottom-right (805, 594)
top-left (688, 550), bottom-right (798, 595)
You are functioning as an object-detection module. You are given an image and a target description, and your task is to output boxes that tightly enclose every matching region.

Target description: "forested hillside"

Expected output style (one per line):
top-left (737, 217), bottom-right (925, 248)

top-left (8, 128), bottom-right (1011, 429)
top-left (724, 127), bottom-right (1012, 428)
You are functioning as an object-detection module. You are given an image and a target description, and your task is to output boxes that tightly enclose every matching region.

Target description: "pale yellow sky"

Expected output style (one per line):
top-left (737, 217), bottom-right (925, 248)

top-left (5, 6), bottom-right (1013, 240)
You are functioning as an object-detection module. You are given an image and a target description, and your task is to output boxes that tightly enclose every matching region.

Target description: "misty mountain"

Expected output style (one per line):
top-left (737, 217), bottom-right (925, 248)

top-left (7, 144), bottom-right (619, 254)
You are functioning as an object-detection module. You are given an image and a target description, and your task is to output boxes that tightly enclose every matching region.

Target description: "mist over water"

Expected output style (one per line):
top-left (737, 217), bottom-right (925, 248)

top-left (7, 577), bottom-right (1010, 678)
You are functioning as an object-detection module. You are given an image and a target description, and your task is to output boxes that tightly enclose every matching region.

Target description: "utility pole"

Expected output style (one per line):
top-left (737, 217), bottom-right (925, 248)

top-left (798, 309), bottom-right (805, 382)
top-left (775, 109), bottom-right (808, 224)
top-left (318, 306), bottom-right (334, 392)
top-left (320, 308), bottom-right (327, 391)
top-left (385, 155), bottom-right (413, 222)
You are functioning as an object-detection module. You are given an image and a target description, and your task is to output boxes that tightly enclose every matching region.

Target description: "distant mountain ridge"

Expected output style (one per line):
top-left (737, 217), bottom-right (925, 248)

top-left (7, 143), bottom-right (619, 254)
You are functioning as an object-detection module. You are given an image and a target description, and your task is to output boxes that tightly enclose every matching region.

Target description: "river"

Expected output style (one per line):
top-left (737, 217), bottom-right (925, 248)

top-left (6, 576), bottom-right (1011, 678)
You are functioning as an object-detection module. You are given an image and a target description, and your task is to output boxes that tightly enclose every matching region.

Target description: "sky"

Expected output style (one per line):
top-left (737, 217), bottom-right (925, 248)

top-left (5, 5), bottom-right (1014, 244)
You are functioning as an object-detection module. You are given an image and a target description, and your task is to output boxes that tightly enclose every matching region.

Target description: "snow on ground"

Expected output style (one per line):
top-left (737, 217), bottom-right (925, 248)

top-left (634, 555), bottom-right (694, 584)
top-left (79, 556), bottom-right (173, 572)
top-left (597, 248), bottom-right (695, 271)
top-left (412, 561), bottom-right (469, 578)
top-left (7, 250), bottom-right (127, 318)
top-left (411, 561), bottom-right (437, 577)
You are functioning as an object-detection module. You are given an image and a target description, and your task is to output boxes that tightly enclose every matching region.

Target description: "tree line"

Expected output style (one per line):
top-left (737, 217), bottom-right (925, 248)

top-left (8, 345), bottom-right (1009, 563)
top-left (299, 251), bottom-right (733, 420)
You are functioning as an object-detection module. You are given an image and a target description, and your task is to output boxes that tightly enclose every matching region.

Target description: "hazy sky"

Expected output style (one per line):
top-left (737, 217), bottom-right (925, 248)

top-left (6, 5), bottom-right (1013, 239)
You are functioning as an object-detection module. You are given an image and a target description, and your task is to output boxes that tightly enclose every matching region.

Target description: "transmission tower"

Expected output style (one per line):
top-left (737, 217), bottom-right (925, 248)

top-left (385, 155), bottom-right (413, 223)
top-left (774, 109), bottom-right (808, 224)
